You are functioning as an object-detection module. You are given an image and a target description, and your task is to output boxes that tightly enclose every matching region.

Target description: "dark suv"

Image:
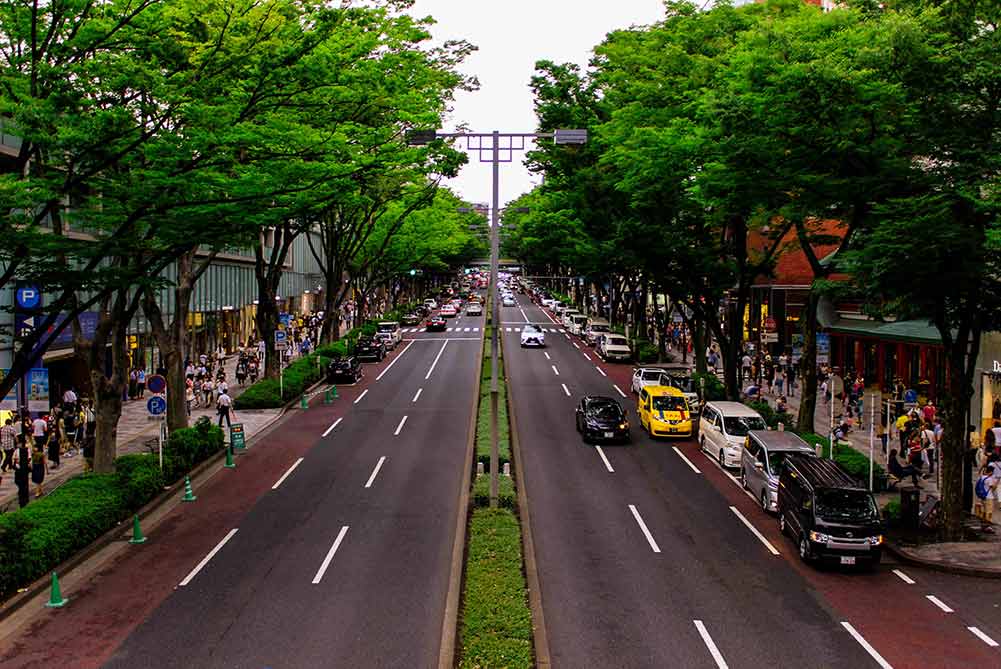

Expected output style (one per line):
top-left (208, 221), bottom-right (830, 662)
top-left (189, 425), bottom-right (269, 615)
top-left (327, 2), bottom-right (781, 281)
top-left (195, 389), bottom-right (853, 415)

top-left (778, 453), bottom-right (884, 569)
top-left (354, 336), bottom-right (386, 362)
top-left (326, 356), bottom-right (362, 383)
top-left (574, 396), bottom-right (630, 444)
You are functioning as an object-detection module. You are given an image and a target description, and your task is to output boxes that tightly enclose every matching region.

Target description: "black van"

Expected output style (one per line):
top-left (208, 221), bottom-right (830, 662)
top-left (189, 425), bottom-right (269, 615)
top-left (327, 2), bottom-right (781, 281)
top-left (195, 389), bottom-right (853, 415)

top-left (777, 453), bottom-right (883, 568)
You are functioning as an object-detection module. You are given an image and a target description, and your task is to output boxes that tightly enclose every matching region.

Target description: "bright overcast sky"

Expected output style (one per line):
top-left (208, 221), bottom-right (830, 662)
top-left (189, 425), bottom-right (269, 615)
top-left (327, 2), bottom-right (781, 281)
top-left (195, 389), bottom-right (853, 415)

top-left (408, 0), bottom-right (666, 208)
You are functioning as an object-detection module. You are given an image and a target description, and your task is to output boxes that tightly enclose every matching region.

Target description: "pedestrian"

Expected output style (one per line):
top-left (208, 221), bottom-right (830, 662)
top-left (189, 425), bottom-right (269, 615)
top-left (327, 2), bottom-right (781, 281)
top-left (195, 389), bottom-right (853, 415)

top-left (202, 377), bottom-right (214, 407)
top-left (62, 386), bottom-right (78, 412)
top-left (889, 448), bottom-right (920, 488)
top-left (787, 364), bottom-right (796, 397)
top-left (47, 420), bottom-right (61, 469)
top-left (31, 413), bottom-right (48, 451)
top-left (31, 440), bottom-right (47, 497)
top-left (185, 362), bottom-right (195, 381)
top-left (217, 377), bottom-right (229, 398)
top-left (974, 465), bottom-right (997, 532)
top-left (14, 435), bottom-right (30, 508)
top-left (128, 368), bottom-right (138, 399)
top-left (896, 412), bottom-right (911, 452)
top-left (185, 379), bottom-right (195, 416)
top-left (0, 418), bottom-right (15, 471)
top-left (922, 400), bottom-right (936, 424)
top-left (216, 389), bottom-right (233, 428)
top-left (137, 367), bottom-right (146, 398)
top-left (84, 399), bottom-right (96, 439)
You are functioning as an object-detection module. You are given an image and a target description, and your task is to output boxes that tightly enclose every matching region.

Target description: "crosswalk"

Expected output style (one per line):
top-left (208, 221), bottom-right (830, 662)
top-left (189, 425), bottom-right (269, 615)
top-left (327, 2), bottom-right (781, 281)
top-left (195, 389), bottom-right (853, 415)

top-left (505, 327), bottom-right (567, 333)
top-left (398, 326), bottom-right (569, 334)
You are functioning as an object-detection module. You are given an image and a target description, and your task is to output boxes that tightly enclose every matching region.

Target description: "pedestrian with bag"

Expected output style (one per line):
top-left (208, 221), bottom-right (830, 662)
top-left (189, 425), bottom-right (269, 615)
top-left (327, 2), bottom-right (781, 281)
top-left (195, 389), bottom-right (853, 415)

top-left (1, 418), bottom-right (15, 472)
top-left (975, 465), bottom-right (997, 532)
top-left (31, 441), bottom-right (47, 497)
top-left (216, 389), bottom-right (234, 428)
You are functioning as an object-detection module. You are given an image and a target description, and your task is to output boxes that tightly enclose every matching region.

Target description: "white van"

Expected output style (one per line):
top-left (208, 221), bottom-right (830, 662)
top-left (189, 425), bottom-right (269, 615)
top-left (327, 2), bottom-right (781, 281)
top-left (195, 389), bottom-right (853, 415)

top-left (569, 313), bottom-right (588, 336)
top-left (699, 401), bottom-right (767, 469)
top-left (561, 309), bottom-right (581, 328)
top-left (375, 321), bottom-right (402, 349)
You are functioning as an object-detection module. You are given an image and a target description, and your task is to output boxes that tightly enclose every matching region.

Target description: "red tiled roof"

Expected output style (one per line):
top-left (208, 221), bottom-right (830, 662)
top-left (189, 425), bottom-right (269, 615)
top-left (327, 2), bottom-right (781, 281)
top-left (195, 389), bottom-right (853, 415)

top-left (750, 218), bottom-right (846, 286)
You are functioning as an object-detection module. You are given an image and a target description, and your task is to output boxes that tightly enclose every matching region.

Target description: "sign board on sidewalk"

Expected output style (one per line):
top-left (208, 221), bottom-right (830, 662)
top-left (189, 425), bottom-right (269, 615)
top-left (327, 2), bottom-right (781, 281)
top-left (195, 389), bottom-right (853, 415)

top-left (147, 395), bottom-right (167, 416)
top-left (28, 368), bottom-right (49, 412)
top-left (816, 333), bottom-right (830, 365)
top-left (0, 369), bottom-right (18, 411)
top-left (146, 374), bottom-right (167, 395)
top-left (279, 313), bottom-right (291, 328)
top-left (230, 423), bottom-right (246, 450)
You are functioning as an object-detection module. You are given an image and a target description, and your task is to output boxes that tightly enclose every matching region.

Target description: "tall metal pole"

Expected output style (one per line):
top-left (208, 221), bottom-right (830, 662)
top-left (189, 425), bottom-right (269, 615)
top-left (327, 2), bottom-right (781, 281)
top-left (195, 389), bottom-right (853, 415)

top-left (489, 131), bottom-right (501, 508)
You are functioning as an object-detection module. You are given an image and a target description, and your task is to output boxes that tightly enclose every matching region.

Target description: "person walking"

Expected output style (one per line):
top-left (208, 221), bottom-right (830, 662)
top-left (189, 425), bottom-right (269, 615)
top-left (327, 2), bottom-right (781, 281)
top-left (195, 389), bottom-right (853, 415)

top-left (46, 417), bottom-right (61, 469)
top-left (216, 389), bottom-right (234, 428)
top-left (201, 377), bottom-right (214, 408)
top-left (185, 379), bottom-right (195, 416)
top-left (1, 418), bottom-right (15, 472)
top-left (31, 441), bottom-right (47, 497)
top-left (31, 413), bottom-right (48, 451)
top-left (84, 399), bottom-right (96, 440)
top-left (137, 368), bottom-right (146, 398)
top-left (14, 435), bottom-right (30, 508)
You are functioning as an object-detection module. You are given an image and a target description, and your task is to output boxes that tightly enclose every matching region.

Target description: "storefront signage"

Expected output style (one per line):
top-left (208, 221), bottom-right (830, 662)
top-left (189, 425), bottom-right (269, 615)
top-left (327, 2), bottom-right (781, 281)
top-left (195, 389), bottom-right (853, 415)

top-left (993, 360), bottom-right (1001, 373)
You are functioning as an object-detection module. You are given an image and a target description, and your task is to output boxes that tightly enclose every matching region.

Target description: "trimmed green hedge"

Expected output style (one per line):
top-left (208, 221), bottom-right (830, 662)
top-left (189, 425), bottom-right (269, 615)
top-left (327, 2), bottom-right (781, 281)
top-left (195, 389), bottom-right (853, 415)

top-left (802, 430), bottom-right (886, 483)
top-left (693, 372), bottom-right (726, 401)
top-left (476, 327), bottom-right (510, 471)
top-left (633, 338), bottom-right (658, 363)
top-left (459, 508), bottom-right (533, 669)
top-left (472, 474), bottom-right (516, 510)
top-left (745, 400), bottom-right (795, 431)
top-left (0, 418), bottom-right (223, 601)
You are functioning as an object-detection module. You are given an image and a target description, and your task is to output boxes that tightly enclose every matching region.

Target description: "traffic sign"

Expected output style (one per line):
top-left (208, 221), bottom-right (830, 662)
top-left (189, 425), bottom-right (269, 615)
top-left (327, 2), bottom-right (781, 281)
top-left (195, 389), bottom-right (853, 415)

top-left (275, 330), bottom-right (288, 351)
top-left (764, 316), bottom-right (777, 331)
top-left (146, 374), bottom-right (167, 394)
top-left (147, 396), bottom-right (167, 416)
top-left (15, 284), bottom-right (41, 310)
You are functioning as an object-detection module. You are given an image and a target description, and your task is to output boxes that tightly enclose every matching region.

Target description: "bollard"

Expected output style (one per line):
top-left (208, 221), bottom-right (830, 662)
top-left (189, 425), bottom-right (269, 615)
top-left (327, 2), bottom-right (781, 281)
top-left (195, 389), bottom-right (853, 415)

top-left (477, 461), bottom-right (485, 476)
top-left (224, 443), bottom-right (236, 469)
top-left (300, 394), bottom-right (308, 410)
top-left (129, 514), bottom-right (147, 544)
top-left (503, 462), bottom-right (511, 477)
top-left (181, 476), bottom-right (197, 502)
top-left (332, 385), bottom-right (338, 399)
top-left (45, 572), bottom-right (69, 608)
top-left (324, 388), bottom-right (333, 404)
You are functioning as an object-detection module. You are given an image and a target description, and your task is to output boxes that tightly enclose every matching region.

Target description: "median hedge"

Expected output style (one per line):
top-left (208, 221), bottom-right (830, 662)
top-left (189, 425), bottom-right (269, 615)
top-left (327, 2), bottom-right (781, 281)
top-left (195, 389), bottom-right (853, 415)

top-left (476, 326), bottom-right (511, 471)
top-left (0, 418), bottom-right (223, 601)
top-left (458, 508), bottom-right (533, 669)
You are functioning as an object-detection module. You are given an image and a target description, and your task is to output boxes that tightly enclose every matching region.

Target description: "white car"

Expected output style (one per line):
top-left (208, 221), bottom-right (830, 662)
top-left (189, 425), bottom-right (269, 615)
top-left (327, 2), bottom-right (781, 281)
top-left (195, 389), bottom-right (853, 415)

top-left (424, 299), bottom-right (438, 310)
top-left (584, 322), bottom-right (610, 346)
top-left (568, 314), bottom-right (588, 336)
top-left (520, 324), bottom-right (545, 347)
top-left (597, 334), bottom-right (632, 362)
top-left (439, 304), bottom-right (457, 317)
top-left (561, 309), bottom-right (581, 328)
top-left (699, 402), bottom-right (767, 468)
top-left (541, 297), bottom-right (557, 309)
top-left (502, 295), bottom-right (516, 307)
top-left (631, 367), bottom-right (669, 394)
top-left (466, 303), bottom-right (483, 316)
top-left (375, 321), bottom-right (402, 349)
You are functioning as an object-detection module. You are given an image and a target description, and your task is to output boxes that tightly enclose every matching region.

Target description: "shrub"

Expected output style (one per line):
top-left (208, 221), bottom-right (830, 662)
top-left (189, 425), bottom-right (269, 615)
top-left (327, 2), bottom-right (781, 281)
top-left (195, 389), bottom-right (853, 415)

top-left (472, 474), bottom-right (516, 510)
top-left (744, 400), bottom-right (795, 430)
top-left (162, 417), bottom-right (224, 482)
top-left (233, 379), bottom-right (283, 409)
top-left (883, 500), bottom-right (901, 526)
top-left (634, 338), bottom-right (659, 363)
top-left (693, 372), bottom-right (726, 401)
top-left (115, 454), bottom-right (165, 509)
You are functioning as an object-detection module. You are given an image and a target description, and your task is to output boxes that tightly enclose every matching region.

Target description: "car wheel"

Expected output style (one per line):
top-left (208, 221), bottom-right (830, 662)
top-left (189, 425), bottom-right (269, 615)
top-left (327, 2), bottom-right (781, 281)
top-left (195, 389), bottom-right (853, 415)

top-left (761, 490), bottom-right (769, 513)
top-left (799, 535), bottom-right (812, 562)
top-left (778, 513), bottom-right (787, 535)
top-left (719, 450), bottom-right (725, 469)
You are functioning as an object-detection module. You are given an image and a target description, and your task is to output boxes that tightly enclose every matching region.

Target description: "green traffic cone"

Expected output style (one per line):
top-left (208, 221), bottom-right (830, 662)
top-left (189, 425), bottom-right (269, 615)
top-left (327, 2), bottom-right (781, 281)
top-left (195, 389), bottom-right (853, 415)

top-left (129, 514), bottom-right (147, 544)
top-left (324, 388), bottom-right (332, 404)
top-left (45, 571), bottom-right (68, 608)
top-left (331, 385), bottom-right (338, 399)
top-left (181, 476), bottom-right (197, 502)
top-left (300, 394), bottom-right (308, 410)
top-left (224, 443), bottom-right (236, 469)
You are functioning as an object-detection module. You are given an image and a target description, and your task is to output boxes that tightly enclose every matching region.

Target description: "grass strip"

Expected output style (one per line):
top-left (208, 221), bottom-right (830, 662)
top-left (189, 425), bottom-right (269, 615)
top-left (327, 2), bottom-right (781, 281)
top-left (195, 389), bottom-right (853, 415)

top-left (476, 325), bottom-right (511, 470)
top-left (472, 473), bottom-right (516, 510)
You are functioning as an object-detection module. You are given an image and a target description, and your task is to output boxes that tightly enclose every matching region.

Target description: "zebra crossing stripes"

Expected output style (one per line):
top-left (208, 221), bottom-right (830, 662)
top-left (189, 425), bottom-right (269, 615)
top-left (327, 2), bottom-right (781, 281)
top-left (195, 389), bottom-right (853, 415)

top-left (399, 326), bottom-right (480, 334)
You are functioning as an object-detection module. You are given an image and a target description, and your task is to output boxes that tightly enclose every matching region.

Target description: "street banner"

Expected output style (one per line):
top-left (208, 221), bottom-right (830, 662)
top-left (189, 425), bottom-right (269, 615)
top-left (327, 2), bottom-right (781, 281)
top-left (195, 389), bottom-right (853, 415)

top-left (28, 368), bottom-right (49, 412)
top-left (0, 369), bottom-right (18, 411)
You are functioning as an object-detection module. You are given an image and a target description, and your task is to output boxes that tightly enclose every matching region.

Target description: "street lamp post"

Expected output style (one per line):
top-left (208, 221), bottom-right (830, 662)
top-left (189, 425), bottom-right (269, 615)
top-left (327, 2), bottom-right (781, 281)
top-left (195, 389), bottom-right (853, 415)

top-left (409, 127), bottom-right (586, 507)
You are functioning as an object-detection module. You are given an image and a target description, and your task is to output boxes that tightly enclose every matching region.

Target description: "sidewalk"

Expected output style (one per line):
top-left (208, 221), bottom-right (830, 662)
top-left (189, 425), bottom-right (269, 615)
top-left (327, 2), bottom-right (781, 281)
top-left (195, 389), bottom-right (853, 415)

top-left (0, 354), bottom-right (281, 513)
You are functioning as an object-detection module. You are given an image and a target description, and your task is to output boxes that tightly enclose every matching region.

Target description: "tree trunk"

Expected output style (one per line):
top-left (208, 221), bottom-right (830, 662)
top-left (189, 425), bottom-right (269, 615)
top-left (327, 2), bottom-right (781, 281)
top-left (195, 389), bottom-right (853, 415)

top-left (693, 319), bottom-right (706, 375)
top-left (938, 331), bottom-right (978, 541)
top-left (256, 285), bottom-right (280, 379)
top-left (90, 316), bottom-right (129, 474)
top-left (797, 288), bottom-right (821, 433)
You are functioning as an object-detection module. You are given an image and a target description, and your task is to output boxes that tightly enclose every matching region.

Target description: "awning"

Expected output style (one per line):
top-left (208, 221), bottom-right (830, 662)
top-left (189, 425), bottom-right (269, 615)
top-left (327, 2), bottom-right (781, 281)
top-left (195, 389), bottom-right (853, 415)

top-left (816, 296), bottom-right (943, 345)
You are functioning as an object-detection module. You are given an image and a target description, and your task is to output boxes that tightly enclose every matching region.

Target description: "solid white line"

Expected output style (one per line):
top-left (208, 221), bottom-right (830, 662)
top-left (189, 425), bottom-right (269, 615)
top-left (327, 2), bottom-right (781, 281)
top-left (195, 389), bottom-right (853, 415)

top-left (364, 456), bottom-right (386, 488)
top-left (425, 340), bottom-right (449, 380)
top-left (595, 446), bottom-right (614, 473)
top-left (322, 417), bottom-right (343, 438)
top-left (891, 569), bottom-right (915, 585)
top-left (353, 389), bottom-right (369, 404)
top-left (693, 620), bottom-right (729, 669)
top-left (272, 457), bottom-right (304, 489)
top-left (968, 626), bottom-right (999, 647)
top-left (561, 383), bottom-right (571, 397)
top-left (551, 365), bottom-right (560, 376)
top-left (375, 340), bottom-right (415, 380)
top-left (312, 526), bottom-right (349, 584)
top-left (446, 327), bottom-right (453, 332)
top-left (672, 446), bottom-right (702, 474)
top-left (412, 388), bottom-right (423, 403)
top-left (926, 595), bottom-right (954, 613)
top-left (728, 506), bottom-right (780, 555)
top-left (544, 352), bottom-right (551, 360)
top-left (841, 622), bottom-right (894, 669)
top-left (612, 384), bottom-right (627, 398)
top-left (595, 366), bottom-right (607, 377)
top-left (573, 342), bottom-right (580, 349)
top-left (179, 529), bottom-right (238, 586)
top-left (519, 307), bottom-right (530, 323)
top-left (583, 352), bottom-right (592, 361)
top-left (394, 415), bottom-right (408, 435)
top-left (628, 504), bottom-right (661, 553)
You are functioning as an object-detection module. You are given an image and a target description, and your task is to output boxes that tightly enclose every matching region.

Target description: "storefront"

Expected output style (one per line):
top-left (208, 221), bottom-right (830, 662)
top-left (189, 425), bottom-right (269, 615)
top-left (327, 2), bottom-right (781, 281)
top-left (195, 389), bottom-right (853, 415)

top-left (972, 333), bottom-right (1001, 438)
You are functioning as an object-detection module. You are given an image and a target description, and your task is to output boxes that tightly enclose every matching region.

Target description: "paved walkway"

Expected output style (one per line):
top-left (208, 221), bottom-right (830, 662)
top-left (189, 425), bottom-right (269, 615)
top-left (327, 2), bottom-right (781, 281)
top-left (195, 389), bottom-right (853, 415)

top-left (0, 354), bottom-right (281, 513)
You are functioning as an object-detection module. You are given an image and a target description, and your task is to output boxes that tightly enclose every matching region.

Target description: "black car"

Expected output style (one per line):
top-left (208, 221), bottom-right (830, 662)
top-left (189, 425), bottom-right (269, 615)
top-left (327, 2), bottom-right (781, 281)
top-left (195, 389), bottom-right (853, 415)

top-left (354, 336), bottom-right (386, 361)
top-left (575, 396), bottom-right (630, 443)
top-left (326, 356), bottom-right (362, 383)
top-left (426, 316), bottom-right (447, 332)
top-left (401, 312), bottom-right (422, 326)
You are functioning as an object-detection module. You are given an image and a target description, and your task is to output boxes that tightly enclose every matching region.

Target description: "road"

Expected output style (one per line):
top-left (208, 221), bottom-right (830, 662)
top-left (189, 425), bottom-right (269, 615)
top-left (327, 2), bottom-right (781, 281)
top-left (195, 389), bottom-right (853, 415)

top-left (504, 294), bottom-right (1001, 669)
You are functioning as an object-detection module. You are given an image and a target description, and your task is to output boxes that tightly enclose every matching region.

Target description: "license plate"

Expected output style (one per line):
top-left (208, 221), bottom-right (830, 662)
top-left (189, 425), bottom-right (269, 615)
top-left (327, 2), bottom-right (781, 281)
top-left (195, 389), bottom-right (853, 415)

top-left (668, 428), bottom-right (677, 433)
top-left (840, 556), bottom-right (856, 565)
top-left (604, 432), bottom-right (613, 438)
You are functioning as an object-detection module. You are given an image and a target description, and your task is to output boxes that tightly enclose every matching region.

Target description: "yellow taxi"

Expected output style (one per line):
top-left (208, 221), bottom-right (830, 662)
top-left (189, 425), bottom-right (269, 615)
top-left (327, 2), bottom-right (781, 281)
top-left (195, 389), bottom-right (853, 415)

top-left (638, 385), bottom-right (693, 438)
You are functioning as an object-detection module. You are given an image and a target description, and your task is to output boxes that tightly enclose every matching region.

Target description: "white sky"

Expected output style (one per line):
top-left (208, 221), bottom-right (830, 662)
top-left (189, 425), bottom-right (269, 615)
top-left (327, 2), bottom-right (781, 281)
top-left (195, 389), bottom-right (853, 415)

top-left (409, 0), bottom-right (666, 207)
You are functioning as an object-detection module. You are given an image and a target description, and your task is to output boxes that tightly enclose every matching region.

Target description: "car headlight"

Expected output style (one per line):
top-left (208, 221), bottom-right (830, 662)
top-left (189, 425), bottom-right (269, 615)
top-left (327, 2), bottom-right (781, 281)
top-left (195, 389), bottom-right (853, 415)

top-left (619, 422), bottom-right (628, 430)
top-left (868, 535), bottom-right (883, 546)
top-left (809, 531), bottom-right (830, 543)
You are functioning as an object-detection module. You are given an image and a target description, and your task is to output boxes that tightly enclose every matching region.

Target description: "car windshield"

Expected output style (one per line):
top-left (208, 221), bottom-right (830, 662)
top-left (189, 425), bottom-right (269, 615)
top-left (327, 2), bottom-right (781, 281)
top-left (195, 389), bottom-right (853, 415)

top-left (652, 396), bottom-right (687, 412)
top-left (589, 403), bottom-right (621, 420)
top-left (641, 370), bottom-right (663, 381)
top-left (607, 336), bottom-right (628, 347)
top-left (377, 324), bottom-right (395, 332)
top-left (590, 325), bottom-right (609, 333)
top-left (766, 450), bottom-right (795, 474)
top-left (815, 488), bottom-right (879, 523)
top-left (524, 325), bottom-right (541, 333)
top-left (723, 416), bottom-right (766, 436)
top-left (669, 376), bottom-right (695, 393)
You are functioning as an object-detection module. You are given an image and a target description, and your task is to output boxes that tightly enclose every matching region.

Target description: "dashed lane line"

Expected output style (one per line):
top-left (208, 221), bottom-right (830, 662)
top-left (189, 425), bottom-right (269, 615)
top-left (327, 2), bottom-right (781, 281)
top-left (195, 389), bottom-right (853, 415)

top-left (595, 446), bottom-right (614, 473)
top-left (840, 622), bottom-right (894, 669)
top-left (672, 446), bottom-right (702, 474)
top-left (311, 526), bottom-right (349, 585)
top-left (179, 529), bottom-right (238, 587)
top-left (891, 569), bottom-right (915, 585)
top-left (968, 626), bottom-right (999, 647)
top-left (612, 384), bottom-right (627, 398)
top-left (364, 456), bottom-right (387, 488)
top-left (693, 620), bottom-right (729, 669)
top-left (322, 417), bottom-right (343, 437)
top-left (628, 504), bottom-right (661, 553)
top-left (375, 340), bottom-right (415, 380)
top-left (425, 340), bottom-right (449, 380)
top-left (728, 506), bottom-right (780, 556)
top-left (552, 365), bottom-right (560, 376)
top-left (393, 415), bottom-right (409, 436)
top-left (561, 383), bottom-right (571, 397)
top-left (595, 366), bottom-right (607, 377)
top-left (412, 388), bottom-right (423, 403)
top-left (926, 595), bottom-right (954, 613)
top-left (353, 389), bottom-right (368, 404)
top-left (272, 458), bottom-right (305, 490)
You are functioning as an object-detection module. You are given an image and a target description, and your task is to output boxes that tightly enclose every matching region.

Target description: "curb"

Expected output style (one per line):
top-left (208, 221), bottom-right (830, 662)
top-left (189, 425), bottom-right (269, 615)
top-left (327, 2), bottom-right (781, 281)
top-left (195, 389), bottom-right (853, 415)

top-left (884, 541), bottom-right (1001, 579)
top-left (0, 408), bottom-right (287, 622)
top-left (504, 331), bottom-right (552, 668)
top-left (437, 322), bottom-right (485, 669)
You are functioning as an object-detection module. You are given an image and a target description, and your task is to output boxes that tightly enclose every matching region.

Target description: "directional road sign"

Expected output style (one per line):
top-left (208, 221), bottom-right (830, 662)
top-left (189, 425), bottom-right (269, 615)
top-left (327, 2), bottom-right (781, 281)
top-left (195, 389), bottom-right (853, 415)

top-left (147, 395), bottom-right (167, 416)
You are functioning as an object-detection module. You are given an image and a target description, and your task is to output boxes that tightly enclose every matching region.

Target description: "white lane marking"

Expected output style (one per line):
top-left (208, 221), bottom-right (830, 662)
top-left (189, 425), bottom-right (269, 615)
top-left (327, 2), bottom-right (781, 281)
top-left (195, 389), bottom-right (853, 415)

top-left (519, 307), bottom-right (530, 322)
top-left (926, 595), bottom-right (954, 613)
top-left (322, 417), bottom-right (343, 437)
top-left (544, 352), bottom-right (551, 360)
top-left (464, 327), bottom-right (471, 332)
top-left (583, 352), bottom-right (592, 361)
top-left (891, 569), bottom-right (915, 585)
top-left (179, 529), bottom-right (238, 586)
top-left (420, 327), bottom-right (427, 332)
top-left (393, 415), bottom-right (409, 436)
top-left (628, 504), bottom-right (661, 553)
top-left (473, 327), bottom-right (479, 332)
top-left (542, 309), bottom-right (559, 325)
top-left (559, 329), bottom-right (566, 333)
top-left (693, 620), bottom-right (729, 669)
top-left (551, 365), bottom-right (560, 376)
top-left (840, 622), bottom-right (894, 669)
top-left (272, 457), bottom-right (305, 490)
top-left (564, 333), bottom-right (571, 340)
top-left (595, 366), bottom-right (607, 377)
top-left (672, 447), bottom-right (702, 474)
top-left (376, 340), bottom-right (415, 380)
top-left (612, 384), bottom-right (627, 398)
top-left (364, 456), bottom-right (387, 488)
top-left (573, 342), bottom-right (580, 349)
top-left (968, 626), bottom-right (999, 647)
top-left (353, 389), bottom-right (369, 404)
top-left (728, 506), bottom-right (780, 555)
top-left (425, 340), bottom-right (449, 380)
top-left (312, 526), bottom-right (349, 584)
top-left (515, 327), bottom-right (522, 332)
top-left (595, 446), bottom-right (614, 473)
top-left (412, 388), bottom-right (423, 403)
top-left (506, 327), bottom-right (512, 332)
top-left (561, 383), bottom-right (571, 397)
top-left (446, 327), bottom-right (453, 332)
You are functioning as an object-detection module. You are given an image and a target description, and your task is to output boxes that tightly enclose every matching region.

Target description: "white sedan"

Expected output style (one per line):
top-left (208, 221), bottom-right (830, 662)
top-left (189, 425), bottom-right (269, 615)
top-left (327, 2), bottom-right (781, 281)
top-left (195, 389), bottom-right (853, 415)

top-left (439, 304), bottom-right (457, 317)
top-left (502, 295), bottom-right (516, 307)
top-left (631, 367), bottom-right (669, 394)
top-left (520, 324), bottom-right (545, 347)
top-left (466, 303), bottom-right (483, 316)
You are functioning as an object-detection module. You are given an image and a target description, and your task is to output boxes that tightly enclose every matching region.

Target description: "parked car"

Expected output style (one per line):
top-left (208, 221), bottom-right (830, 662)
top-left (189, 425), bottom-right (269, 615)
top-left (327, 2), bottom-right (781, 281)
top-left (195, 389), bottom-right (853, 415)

top-left (354, 336), bottom-right (387, 361)
top-left (778, 453), bottom-right (884, 568)
top-left (423, 298), bottom-right (438, 310)
top-left (575, 396), bottom-right (630, 443)
top-left (631, 367), bottom-right (670, 395)
top-left (568, 313), bottom-right (588, 336)
top-left (375, 321), bottom-right (402, 349)
top-left (699, 401), bottom-right (766, 468)
top-left (466, 302), bottom-right (483, 316)
top-left (326, 356), bottom-right (362, 383)
top-left (666, 374), bottom-right (701, 415)
top-left (637, 385), bottom-right (692, 438)
top-left (502, 295), bottom-right (516, 307)
top-left (520, 324), bottom-right (545, 347)
top-left (742, 430), bottom-right (816, 513)
top-left (426, 315), bottom-right (447, 332)
top-left (584, 321), bottom-right (611, 347)
top-left (561, 309), bottom-right (581, 328)
top-left (597, 334), bottom-right (632, 362)
top-left (401, 312), bottom-right (422, 326)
